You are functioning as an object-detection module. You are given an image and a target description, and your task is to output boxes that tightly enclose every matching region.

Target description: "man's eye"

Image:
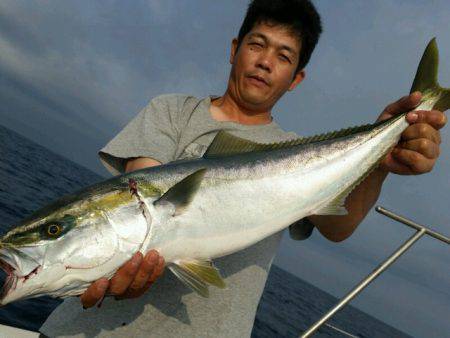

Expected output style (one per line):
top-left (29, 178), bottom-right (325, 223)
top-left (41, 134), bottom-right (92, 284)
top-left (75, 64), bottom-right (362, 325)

top-left (249, 42), bottom-right (263, 48)
top-left (279, 54), bottom-right (291, 63)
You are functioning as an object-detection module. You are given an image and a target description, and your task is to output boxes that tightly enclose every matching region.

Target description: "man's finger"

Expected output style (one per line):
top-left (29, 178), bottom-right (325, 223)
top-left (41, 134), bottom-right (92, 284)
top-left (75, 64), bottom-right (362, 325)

top-left (129, 257), bottom-right (165, 297)
top-left (149, 256), bottom-right (165, 282)
top-left (80, 278), bottom-right (109, 308)
top-left (108, 252), bottom-right (142, 296)
top-left (401, 123), bottom-right (441, 144)
top-left (382, 153), bottom-right (413, 175)
top-left (127, 250), bottom-right (159, 292)
top-left (116, 253), bottom-right (164, 300)
top-left (383, 92), bottom-right (422, 117)
top-left (392, 148), bottom-right (434, 173)
top-left (406, 110), bottom-right (447, 130)
top-left (399, 139), bottom-right (440, 159)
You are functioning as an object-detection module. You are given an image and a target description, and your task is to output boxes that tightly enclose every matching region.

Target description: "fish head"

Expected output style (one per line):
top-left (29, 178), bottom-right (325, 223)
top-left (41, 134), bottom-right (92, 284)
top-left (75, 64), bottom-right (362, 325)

top-left (0, 186), bottom-right (144, 305)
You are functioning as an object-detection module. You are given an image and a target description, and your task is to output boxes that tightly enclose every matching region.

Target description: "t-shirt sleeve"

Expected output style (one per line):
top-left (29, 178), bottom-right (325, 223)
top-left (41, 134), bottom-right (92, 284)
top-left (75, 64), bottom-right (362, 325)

top-left (98, 95), bottom-right (181, 176)
top-left (289, 217), bottom-right (315, 240)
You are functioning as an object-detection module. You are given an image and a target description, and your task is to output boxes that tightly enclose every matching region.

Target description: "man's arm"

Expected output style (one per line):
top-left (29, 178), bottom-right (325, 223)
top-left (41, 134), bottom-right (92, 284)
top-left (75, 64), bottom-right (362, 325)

top-left (125, 157), bottom-right (162, 171)
top-left (307, 92), bottom-right (447, 242)
top-left (80, 157), bottom-right (165, 308)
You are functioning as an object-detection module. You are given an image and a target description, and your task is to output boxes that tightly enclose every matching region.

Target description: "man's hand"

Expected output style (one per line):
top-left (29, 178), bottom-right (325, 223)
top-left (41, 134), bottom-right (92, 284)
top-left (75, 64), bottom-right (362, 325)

top-left (80, 250), bottom-right (165, 308)
top-left (79, 157), bottom-right (165, 309)
top-left (378, 91), bottom-right (447, 175)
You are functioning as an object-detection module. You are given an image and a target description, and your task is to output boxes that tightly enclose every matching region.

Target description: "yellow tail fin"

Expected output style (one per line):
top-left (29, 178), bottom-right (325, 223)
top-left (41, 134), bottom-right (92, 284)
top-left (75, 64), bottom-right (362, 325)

top-left (411, 38), bottom-right (450, 112)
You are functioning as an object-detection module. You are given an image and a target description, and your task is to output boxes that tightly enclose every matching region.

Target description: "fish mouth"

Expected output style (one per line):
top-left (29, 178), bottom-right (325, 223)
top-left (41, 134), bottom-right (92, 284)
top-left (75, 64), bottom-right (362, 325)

top-left (0, 258), bottom-right (18, 302)
top-left (0, 257), bottom-right (41, 305)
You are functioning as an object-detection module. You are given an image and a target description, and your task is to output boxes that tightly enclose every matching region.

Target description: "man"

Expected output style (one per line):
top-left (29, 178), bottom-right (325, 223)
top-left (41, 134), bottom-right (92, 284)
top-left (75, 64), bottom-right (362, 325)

top-left (40, 0), bottom-right (446, 337)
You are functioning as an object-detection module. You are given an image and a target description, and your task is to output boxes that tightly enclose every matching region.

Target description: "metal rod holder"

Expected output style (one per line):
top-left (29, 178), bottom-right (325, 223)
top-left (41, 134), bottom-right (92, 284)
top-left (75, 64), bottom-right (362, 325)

top-left (375, 206), bottom-right (450, 244)
top-left (300, 206), bottom-right (449, 338)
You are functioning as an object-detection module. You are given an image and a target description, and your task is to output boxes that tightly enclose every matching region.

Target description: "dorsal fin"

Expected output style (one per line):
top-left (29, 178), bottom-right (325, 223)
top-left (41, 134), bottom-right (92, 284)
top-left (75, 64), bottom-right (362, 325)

top-left (203, 122), bottom-right (384, 159)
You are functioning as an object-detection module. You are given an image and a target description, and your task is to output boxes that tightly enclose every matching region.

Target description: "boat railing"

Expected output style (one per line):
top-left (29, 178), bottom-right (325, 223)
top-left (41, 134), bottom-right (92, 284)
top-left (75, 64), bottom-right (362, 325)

top-left (300, 205), bottom-right (450, 337)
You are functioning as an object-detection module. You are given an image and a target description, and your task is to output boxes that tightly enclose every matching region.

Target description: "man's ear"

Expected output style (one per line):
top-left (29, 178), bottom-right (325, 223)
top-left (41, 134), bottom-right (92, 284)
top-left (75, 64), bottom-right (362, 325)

top-left (288, 70), bottom-right (306, 91)
top-left (230, 38), bottom-right (238, 65)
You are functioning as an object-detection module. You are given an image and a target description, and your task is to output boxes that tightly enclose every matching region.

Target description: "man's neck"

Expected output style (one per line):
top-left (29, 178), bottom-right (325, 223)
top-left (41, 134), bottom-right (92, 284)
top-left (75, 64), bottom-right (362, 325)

top-left (209, 91), bottom-right (273, 125)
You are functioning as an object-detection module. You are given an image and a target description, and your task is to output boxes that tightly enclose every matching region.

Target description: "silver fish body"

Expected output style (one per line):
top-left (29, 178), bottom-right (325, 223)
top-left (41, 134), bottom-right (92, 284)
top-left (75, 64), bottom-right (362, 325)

top-left (145, 115), bottom-right (407, 263)
top-left (0, 39), bottom-right (449, 304)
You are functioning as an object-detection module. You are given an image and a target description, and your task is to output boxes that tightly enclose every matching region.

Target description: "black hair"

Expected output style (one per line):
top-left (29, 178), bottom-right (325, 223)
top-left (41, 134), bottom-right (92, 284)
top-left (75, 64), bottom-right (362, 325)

top-left (237, 0), bottom-right (322, 72)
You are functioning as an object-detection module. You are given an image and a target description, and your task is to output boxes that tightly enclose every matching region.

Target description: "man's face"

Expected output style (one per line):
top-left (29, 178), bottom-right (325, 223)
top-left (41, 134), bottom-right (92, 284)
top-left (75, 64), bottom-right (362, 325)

top-left (229, 22), bottom-right (305, 111)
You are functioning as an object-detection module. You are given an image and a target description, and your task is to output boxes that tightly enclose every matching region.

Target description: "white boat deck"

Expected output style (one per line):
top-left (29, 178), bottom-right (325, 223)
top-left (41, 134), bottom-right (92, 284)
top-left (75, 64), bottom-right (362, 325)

top-left (0, 324), bottom-right (39, 338)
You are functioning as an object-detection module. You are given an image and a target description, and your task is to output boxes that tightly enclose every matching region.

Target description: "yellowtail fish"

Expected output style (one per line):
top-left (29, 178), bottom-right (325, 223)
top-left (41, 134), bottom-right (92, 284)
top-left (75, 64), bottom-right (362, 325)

top-left (0, 39), bottom-right (449, 305)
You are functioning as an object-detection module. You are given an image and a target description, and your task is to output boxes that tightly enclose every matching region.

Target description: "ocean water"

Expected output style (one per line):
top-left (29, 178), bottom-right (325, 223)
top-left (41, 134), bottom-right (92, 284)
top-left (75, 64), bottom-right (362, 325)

top-left (0, 124), bottom-right (411, 337)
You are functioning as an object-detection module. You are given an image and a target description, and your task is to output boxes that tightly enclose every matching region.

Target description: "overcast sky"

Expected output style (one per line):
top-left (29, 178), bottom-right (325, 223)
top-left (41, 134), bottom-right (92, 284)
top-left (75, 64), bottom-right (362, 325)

top-left (0, 1), bottom-right (449, 337)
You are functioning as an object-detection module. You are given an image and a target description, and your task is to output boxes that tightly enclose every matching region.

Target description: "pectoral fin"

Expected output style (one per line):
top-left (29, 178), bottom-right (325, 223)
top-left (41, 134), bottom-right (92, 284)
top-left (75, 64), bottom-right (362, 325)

top-left (154, 168), bottom-right (206, 215)
top-left (169, 259), bottom-right (226, 297)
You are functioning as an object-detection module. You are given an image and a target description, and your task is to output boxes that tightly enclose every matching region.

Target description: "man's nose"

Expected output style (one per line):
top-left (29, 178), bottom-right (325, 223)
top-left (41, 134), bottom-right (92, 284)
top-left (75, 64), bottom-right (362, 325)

top-left (256, 52), bottom-right (273, 72)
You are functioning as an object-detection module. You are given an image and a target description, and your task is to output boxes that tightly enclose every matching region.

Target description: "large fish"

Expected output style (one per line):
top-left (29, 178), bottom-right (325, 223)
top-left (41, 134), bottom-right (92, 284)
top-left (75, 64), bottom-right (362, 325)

top-left (0, 39), bottom-right (449, 305)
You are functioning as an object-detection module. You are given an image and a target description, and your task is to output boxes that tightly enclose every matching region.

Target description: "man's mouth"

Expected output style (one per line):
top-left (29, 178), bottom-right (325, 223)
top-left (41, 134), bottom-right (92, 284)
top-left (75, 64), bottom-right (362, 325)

top-left (247, 74), bottom-right (269, 87)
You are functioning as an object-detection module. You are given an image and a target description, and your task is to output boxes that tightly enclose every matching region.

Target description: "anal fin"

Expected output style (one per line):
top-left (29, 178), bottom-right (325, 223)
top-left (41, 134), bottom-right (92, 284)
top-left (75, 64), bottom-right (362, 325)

top-left (315, 203), bottom-right (347, 216)
top-left (314, 150), bottom-right (390, 216)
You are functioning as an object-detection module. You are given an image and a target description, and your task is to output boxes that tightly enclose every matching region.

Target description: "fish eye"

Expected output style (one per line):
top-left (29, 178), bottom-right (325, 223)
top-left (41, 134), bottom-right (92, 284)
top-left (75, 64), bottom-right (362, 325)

top-left (46, 224), bottom-right (62, 237)
top-left (38, 215), bottom-right (75, 241)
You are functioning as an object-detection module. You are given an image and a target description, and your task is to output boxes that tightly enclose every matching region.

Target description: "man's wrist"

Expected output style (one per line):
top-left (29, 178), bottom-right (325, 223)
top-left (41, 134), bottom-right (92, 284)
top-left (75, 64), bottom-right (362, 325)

top-left (373, 165), bottom-right (390, 183)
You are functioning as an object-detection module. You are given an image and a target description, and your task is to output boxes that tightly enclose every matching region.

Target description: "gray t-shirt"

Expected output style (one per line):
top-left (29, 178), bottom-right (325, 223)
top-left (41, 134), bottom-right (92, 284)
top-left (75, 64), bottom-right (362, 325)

top-left (40, 94), bottom-right (314, 338)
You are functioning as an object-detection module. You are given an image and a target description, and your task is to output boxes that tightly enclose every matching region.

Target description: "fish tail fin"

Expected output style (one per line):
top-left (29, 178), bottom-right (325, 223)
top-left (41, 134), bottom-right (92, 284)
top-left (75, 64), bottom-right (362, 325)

top-left (411, 38), bottom-right (450, 112)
